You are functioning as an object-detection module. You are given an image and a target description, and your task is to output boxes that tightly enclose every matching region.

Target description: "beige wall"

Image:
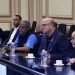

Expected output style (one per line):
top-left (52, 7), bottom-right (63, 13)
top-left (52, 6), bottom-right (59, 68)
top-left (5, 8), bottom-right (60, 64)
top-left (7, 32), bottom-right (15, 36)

top-left (0, 0), bottom-right (75, 31)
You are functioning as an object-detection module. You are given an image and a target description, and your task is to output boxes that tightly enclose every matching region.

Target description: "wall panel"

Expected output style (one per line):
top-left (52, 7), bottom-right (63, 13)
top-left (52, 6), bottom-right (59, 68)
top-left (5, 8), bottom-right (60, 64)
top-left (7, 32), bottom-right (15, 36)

top-left (47, 0), bottom-right (73, 18)
top-left (20, 0), bottom-right (29, 20)
top-left (0, 22), bottom-right (11, 30)
top-left (0, 0), bottom-right (11, 17)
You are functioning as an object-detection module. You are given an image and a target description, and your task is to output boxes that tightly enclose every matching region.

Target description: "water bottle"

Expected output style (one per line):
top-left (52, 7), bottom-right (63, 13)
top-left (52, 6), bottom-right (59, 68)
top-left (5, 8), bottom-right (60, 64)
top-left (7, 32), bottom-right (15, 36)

top-left (41, 49), bottom-right (48, 67)
top-left (10, 43), bottom-right (16, 62)
top-left (10, 43), bottom-right (16, 55)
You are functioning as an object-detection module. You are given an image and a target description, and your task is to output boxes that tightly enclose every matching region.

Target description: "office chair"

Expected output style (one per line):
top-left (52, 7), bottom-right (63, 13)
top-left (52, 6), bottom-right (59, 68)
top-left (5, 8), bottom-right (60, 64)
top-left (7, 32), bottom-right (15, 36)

top-left (68, 25), bottom-right (75, 37)
top-left (58, 24), bottom-right (66, 34)
top-left (31, 21), bottom-right (37, 32)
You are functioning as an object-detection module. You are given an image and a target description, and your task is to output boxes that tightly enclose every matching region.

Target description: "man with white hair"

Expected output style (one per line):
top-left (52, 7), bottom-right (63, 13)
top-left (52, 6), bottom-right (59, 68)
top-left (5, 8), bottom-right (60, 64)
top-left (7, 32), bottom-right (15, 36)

top-left (71, 31), bottom-right (75, 48)
top-left (69, 31), bottom-right (75, 64)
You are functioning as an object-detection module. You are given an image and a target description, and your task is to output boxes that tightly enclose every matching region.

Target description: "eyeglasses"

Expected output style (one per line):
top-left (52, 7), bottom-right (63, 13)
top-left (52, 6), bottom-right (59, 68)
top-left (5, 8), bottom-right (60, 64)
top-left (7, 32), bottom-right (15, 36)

top-left (19, 26), bottom-right (29, 29)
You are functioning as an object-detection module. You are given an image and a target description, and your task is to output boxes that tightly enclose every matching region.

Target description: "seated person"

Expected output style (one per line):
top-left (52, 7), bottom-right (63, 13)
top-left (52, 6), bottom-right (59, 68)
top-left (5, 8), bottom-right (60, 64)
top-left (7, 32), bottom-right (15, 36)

top-left (4, 20), bottom-right (39, 57)
top-left (38, 17), bottom-right (70, 64)
top-left (68, 31), bottom-right (75, 64)
top-left (3, 15), bottom-right (22, 45)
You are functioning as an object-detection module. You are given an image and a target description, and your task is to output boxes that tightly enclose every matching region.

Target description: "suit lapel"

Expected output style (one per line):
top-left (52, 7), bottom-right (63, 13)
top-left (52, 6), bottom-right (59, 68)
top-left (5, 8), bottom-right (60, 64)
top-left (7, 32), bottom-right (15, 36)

top-left (48, 31), bottom-right (62, 52)
top-left (12, 29), bottom-right (19, 42)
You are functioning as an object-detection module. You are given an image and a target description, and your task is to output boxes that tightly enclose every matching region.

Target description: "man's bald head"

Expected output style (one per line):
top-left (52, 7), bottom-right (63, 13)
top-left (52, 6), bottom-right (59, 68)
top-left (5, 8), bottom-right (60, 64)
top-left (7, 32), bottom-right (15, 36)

top-left (41, 18), bottom-right (53, 24)
top-left (41, 17), bottom-right (57, 28)
top-left (40, 17), bottom-right (57, 36)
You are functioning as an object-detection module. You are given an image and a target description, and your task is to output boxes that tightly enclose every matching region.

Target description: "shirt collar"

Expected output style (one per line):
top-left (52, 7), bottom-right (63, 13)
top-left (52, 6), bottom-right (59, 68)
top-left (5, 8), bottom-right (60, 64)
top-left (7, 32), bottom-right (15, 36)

top-left (14, 26), bottom-right (19, 30)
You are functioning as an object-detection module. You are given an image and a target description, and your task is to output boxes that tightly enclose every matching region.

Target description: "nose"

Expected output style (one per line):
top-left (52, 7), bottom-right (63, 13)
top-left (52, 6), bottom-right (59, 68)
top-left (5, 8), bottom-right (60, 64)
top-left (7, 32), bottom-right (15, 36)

top-left (71, 39), bottom-right (73, 43)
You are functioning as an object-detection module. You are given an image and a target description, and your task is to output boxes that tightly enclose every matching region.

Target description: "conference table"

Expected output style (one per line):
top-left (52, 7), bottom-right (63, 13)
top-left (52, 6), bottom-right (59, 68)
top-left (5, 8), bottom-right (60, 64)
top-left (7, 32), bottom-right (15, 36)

top-left (0, 53), bottom-right (75, 75)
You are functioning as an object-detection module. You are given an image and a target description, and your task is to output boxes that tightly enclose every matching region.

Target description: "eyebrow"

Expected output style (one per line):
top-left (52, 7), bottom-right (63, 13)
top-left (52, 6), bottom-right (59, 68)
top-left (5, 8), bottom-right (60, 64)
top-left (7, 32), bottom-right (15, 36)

top-left (42, 23), bottom-right (50, 25)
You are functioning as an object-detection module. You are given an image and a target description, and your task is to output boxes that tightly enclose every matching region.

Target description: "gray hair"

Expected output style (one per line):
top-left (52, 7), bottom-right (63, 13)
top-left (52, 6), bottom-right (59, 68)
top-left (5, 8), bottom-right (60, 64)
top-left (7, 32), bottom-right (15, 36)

top-left (21, 20), bottom-right (30, 28)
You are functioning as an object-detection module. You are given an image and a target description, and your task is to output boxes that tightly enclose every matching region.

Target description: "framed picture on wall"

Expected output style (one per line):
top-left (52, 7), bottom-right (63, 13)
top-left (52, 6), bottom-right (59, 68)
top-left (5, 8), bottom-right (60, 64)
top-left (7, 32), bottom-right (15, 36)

top-left (47, 0), bottom-right (73, 18)
top-left (0, 0), bottom-right (11, 17)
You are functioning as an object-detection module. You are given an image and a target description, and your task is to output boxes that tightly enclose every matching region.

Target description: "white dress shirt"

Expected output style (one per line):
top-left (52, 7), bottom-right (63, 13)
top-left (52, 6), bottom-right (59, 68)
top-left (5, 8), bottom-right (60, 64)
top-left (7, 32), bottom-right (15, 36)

top-left (7, 27), bottom-right (19, 44)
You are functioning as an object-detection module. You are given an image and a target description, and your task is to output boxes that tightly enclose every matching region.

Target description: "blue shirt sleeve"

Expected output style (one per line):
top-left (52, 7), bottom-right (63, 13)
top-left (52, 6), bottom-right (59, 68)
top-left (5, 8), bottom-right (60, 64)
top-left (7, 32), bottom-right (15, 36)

top-left (25, 34), bottom-right (38, 49)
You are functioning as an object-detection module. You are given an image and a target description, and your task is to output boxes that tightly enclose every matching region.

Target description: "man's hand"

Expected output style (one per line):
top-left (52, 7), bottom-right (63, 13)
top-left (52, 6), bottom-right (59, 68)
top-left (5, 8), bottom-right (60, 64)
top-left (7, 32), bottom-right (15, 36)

top-left (2, 45), bottom-right (10, 52)
top-left (69, 58), bottom-right (75, 64)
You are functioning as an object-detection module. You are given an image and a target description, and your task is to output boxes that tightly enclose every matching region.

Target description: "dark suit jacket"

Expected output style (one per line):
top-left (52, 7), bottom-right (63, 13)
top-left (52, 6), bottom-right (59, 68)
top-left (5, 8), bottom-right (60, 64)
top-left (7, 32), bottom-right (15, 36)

top-left (39, 30), bottom-right (70, 61)
top-left (3, 28), bottom-right (20, 45)
top-left (67, 41), bottom-right (75, 58)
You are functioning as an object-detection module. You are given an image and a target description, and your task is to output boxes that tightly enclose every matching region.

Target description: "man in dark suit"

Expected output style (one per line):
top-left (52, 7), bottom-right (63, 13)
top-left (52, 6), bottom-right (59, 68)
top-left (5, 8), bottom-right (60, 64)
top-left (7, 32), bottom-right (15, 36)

top-left (68, 31), bottom-right (75, 64)
top-left (3, 15), bottom-right (22, 45)
top-left (39, 17), bottom-right (70, 64)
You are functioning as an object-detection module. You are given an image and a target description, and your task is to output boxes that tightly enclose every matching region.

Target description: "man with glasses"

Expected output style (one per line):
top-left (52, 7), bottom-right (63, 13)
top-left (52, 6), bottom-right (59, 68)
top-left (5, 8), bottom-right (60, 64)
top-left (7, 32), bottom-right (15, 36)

top-left (39, 17), bottom-right (69, 64)
top-left (68, 31), bottom-right (75, 64)
top-left (14, 20), bottom-right (39, 56)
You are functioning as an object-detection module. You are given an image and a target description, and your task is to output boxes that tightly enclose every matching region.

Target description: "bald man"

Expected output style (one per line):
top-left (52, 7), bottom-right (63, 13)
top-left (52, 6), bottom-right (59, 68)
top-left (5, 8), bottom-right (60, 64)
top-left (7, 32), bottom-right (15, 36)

top-left (69, 31), bottom-right (75, 64)
top-left (39, 17), bottom-right (70, 64)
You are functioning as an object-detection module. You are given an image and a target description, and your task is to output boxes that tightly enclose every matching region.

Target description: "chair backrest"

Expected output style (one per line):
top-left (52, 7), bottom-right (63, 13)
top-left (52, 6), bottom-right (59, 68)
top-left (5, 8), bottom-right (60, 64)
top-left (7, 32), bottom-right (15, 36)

top-left (58, 24), bottom-right (66, 34)
top-left (2, 31), bottom-right (10, 43)
top-left (31, 21), bottom-right (37, 32)
top-left (68, 25), bottom-right (75, 37)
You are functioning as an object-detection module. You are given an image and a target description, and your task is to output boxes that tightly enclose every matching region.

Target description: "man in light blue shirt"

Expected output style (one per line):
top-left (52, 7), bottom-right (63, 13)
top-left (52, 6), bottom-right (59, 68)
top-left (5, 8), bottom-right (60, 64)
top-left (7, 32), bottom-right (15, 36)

top-left (15, 20), bottom-right (39, 54)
